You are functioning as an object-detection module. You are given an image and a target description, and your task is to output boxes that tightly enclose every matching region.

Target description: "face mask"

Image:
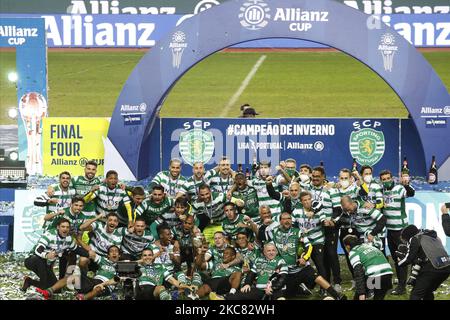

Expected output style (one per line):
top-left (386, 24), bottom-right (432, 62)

top-left (340, 180), bottom-right (350, 189)
top-left (286, 168), bottom-right (296, 177)
top-left (299, 174), bottom-right (310, 183)
top-left (363, 175), bottom-right (373, 184)
top-left (383, 181), bottom-right (394, 189)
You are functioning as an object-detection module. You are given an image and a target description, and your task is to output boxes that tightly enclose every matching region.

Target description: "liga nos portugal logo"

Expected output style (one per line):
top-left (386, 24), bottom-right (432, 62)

top-left (179, 128), bottom-right (215, 165)
top-left (349, 128), bottom-right (385, 166)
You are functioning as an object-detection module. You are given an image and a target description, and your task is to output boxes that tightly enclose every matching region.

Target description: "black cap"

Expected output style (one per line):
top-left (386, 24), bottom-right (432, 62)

top-left (242, 107), bottom-right (259, 117)
top-left (401, 225), bottom-right (419, 241)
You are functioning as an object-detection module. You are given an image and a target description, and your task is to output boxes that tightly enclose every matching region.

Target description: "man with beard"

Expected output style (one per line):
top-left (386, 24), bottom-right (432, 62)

top-left (221, 202), bottom-right (253, 244)
top-left (35, 171), bottom-right (77, 230)
top-left (120, 217), bottom-right (154, 261)
top-left (258, 212), bottom-right (346, 300)
top-left (177, 161), bottom-right (217, 202)
top-left (70, 160), bottom-right (102, 218)
top-left (135, 185), bottom-right (174, 238)
top-left (209, 157), bottom-right (235, 194)
top-left (83, 170), bottom-right (132, 226)
top-left (380, 169), bottom-right (415, 295)
top-left (231, 173), bottom-right (259, 219)
top-left (22, 219), bottom-right (92, 294)
top-left (247, 160), bottom-right (282, 216)
top-left (116, 186), bottom-right (146, 228)
top-left (192, 184), bottom-right (244, 244)
top-left (78, 213), bottom-right (123, 272)
top-left (149, 158), bottom-right (187, 198)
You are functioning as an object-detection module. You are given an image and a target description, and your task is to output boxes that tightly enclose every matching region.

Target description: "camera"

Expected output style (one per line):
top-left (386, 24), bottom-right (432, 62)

top-left (115, 262), bottom-right (141, 300)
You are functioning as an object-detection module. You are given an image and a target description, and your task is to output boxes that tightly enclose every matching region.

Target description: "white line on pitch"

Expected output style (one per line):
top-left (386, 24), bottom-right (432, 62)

top-left (221, 54), bottom-right (267, 117)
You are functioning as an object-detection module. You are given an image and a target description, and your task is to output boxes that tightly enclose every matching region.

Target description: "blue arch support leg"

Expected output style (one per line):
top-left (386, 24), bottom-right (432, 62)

top-left (106, 0), bottom-right (450, 180)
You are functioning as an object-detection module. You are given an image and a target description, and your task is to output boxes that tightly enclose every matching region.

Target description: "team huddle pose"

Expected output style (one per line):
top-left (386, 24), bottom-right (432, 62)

top-left (23, 158), bottom-right (450, 300)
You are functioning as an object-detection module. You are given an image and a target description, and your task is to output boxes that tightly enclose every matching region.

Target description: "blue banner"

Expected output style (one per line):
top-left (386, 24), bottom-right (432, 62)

top-left (161, 118), bottom-right (401, 178)
top-left (1, 13), bottom-right (449, 47)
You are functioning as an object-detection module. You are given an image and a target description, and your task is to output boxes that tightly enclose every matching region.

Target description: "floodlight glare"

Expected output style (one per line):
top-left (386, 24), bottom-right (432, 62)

top-left (9, 151), bottom-right (19, 161)
top-left (7, 72), bottom-right (18, 82)
top-left (8, 108), bottom-right (18, 119)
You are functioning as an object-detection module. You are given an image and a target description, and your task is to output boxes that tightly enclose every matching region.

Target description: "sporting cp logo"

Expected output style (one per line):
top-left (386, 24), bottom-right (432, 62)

top-left (179, 129), bottom-right (215, 165)
top-left (239, 0), bottom-right (271, 31)
top-left (169, 31), bottom-right (188, 69)
top-left (21, 205), bottom-right (45, 245)
top-left (378, 33), bottom-right (398, 72)
top-left (349, 128), bottom-right (385, 166)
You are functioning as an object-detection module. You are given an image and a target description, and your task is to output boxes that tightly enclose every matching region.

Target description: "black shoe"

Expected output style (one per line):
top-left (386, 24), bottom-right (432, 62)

top-left (391, 285), bottom-right (406, 295)
top-left (21, 276), bottom-right (32, 292)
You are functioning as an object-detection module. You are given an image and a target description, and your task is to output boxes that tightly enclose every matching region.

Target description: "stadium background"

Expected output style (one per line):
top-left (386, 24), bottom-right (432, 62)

top-left (0, 0), bottom-right (449, 300)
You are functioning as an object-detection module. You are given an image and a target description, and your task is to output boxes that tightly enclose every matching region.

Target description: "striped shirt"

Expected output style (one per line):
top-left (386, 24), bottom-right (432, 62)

top-left (248, 176), bottom-right (282, 215)
top-left (330, 183), bottom-right (360, 208)
top-left (33, 229), bottom-right (77, 264)
top-left (251, 256), bottom-right (288, 289)
top-left (231, 186), bottom-right (259, 218)
top-left (93, 255), bottom-right (117, 282)
top-left (150, 171), bottom-right (187, 198)
top-left (292, 209), bottom-right (326, 245)
top-left (120, 229), bottom-right (154, 259)
top-left (207, 261), bottom-right (241, 279)
top-left (71, 175), bottom-right (102, 214)
top-left (191, 192), bottom-right (228, 224)
top-left (349, 244), bottom-right (393, 277)
top-left (221, 214), bottom-right (249, 242)
top-left (90, 184), bottom-right (131, 216)
top-left (34, 184), bottom-right (76, 214)
top-left (303, 185), bottom-right (333, 219)
top-left (178, 169), bottom-right (215, 201)
top-left (351, 204), bottom-right (385, 236)
top-left (139, 263), bottom-right (172, 286)
top-left (46, 207), bottom-right (89, 237)
top-left (360, 182), bottom-right (383, 207)
top-left (382, 184), bottom-right (408, 231)
top-left (90, 221), bottom-right (123, 256)
top-left (151, 242), bottom-right (179, 273)
top-left (209, 170), bottom-right (234, 194)
top-left (135, 197), bottom-right (175, 227)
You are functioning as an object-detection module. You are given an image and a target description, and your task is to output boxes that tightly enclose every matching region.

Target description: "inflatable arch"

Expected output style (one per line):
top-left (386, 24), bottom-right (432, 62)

top-left (106, 0), bottom-right (450, 180)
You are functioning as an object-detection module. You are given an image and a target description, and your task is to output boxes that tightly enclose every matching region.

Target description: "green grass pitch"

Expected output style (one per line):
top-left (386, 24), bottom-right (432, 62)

top-left (1, 49), bottom-right (450, 125)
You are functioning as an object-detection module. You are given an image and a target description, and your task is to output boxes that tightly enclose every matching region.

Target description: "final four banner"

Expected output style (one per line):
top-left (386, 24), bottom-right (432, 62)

top-left (161, 118), bottom-right (400, 177)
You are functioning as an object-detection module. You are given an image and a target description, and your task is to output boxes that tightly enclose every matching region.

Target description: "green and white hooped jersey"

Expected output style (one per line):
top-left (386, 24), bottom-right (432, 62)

top-left (206, 244), bottom-right (228, 264)
top-left (361, 182), bottom-right (383, 206)
top-left (90, 221), bottom-right (123, 256)
top-left (33, 229), bottom-right (77, 264)
top-left (251, 256), bottom-right (288, 289)
top-left (330, 183), bottom-right (360, 208)
top-left (150, 171), bottom-right (187, 198)
top-left (179, 169), bottom-right (215, 201)
top-left (35, 184), bottom-right (77, 214)
top-left (248, 177), bottom-right (282, 215)
top-left (91, 184), bottom-right (131, 216)
top-left (136, 197), bottom-right (174, 226)
top-left (303, 185), bottom-right (333, 219)
top-left (93, 255), bottom-right (117, 282)
top-left (264, 226), bottom-right (309, 274)
top-left (191, 192), bottom-right (228, 224)
top-left (221, 214), bottom-right (248, 242)
top-left (351, 204), bottom-right (385, 236)
top-left (207, 261), bottom-right (241, 279)
top-left (139, 263), bottom-right (172, 286)
top-left (292, 209), bottom-right (326, 245)
top-left (120, 229), bottom-right (154, 258)
top-left (232, 186), bottom-right (259, 218)
top-left (71, 175), bottom-right (102, 214)
top-left (176, 271), bottom-right (203, 287)
top-left (236, 246), bottom-right (261, 266)
top-left (208, 170), bottom-right (234, 194)
top-left (46, 207), bottom-right (89, 236)
top-left (382, 185), bottom-right (408, 231)
top-left (349, 244), bottom-right (393, 277)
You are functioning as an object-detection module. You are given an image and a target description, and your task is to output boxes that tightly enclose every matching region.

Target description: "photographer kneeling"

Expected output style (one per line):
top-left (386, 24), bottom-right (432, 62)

top-left (397, 225), bottom-right (450, 300)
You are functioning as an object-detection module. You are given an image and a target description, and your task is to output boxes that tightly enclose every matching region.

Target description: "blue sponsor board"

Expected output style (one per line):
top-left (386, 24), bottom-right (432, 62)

top-left (161, 118), bottom-right (401, 177)
top-left (123, 114), bottom-right (142, 125)
top-left (1, 13), bottom-right (449, 47)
